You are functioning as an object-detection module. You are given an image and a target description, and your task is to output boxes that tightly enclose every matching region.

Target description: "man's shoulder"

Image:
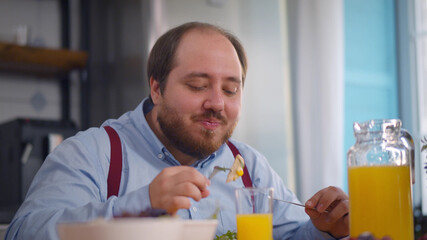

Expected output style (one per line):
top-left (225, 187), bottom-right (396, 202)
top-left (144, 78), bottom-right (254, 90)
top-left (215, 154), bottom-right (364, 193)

top-left (55, 127), bottom-right (110, 155)
top-left (227, 139), bottom-right (262, 155)
top-left (226, 138), bottom-right (267, 163)
top-left (226, 138), bottom-right (281, 186)
top-left (74, 126), bottom-right (108, 140)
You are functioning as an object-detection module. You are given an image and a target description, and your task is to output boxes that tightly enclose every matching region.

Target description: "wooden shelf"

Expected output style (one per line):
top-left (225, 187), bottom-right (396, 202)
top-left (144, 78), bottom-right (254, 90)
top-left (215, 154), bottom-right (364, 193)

top-left (0, 41), bottom-right (87, 77)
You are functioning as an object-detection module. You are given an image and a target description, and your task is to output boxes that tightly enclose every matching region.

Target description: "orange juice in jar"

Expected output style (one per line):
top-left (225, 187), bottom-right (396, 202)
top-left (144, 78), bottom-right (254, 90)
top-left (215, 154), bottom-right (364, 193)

top-left (347, 119), bottom-right (414, 239)
top-left (348, 165), bottom-right (413, 239)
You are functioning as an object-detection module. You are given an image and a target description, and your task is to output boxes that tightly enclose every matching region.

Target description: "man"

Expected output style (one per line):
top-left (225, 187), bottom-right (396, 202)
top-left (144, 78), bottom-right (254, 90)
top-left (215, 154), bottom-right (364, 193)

top-left (6, 22), bottom-right (349, 239)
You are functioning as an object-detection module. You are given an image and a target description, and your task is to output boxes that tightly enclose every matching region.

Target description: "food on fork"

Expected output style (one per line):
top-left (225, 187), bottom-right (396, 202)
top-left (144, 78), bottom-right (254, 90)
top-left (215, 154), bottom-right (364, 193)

top-left (226, 154), bottom-right (245, 183)
top-left (209, 154), bottom-right (245, 182)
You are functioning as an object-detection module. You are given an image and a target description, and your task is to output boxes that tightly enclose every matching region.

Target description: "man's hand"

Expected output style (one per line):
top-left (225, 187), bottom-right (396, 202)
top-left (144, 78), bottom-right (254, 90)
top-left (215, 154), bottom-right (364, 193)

top-left (304, 186), bottom-right (349, 238)
top-left (149, 166), bottom-right (210, 214)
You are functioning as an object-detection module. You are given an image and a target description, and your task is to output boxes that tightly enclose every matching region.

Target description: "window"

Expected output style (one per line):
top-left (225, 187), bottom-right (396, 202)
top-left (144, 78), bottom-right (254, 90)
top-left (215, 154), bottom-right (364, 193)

top-left (344, 0), bottom-right (399, 192)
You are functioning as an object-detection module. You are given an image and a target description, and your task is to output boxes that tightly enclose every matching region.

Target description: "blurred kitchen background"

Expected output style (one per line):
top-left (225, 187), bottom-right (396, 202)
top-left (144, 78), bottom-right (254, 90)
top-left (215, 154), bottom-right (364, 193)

top-left (0, 0), bottom-right (426, 236)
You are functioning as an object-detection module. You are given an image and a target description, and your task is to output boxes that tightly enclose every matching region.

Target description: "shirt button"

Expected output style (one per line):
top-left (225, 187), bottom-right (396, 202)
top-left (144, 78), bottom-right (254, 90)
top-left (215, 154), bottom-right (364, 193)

top-left (192, 207), bottom-right (197, 212)
top-left (157, 154), bottom-right (163, 159)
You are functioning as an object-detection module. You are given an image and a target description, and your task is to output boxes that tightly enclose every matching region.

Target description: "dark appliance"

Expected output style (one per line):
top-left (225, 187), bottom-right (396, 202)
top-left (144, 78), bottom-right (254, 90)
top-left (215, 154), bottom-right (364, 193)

top-left (0, 118), bottom-right (77, 223)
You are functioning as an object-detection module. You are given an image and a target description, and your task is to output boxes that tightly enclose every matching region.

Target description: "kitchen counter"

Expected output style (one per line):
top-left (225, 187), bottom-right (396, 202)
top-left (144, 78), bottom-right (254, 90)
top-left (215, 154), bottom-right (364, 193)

top-left (0, 224), bottom-right (8, 239)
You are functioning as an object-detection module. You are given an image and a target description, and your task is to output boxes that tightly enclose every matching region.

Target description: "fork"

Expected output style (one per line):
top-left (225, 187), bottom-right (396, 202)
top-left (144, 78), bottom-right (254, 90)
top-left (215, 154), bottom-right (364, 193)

top-left (208, 166), bottom-right (230, 180)
top-left (272, 198), bottom-right (328, 213)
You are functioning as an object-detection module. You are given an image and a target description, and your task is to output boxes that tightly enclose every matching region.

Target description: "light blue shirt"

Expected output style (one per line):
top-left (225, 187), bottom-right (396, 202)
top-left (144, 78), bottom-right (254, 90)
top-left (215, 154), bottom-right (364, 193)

top-left (6, 97), bottom-right (334, 240)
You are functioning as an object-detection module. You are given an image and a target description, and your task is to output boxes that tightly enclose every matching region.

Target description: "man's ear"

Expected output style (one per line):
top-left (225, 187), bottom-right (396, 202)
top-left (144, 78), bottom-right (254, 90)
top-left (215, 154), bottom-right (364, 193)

top-left (150, 76), bottom-right (161, 104)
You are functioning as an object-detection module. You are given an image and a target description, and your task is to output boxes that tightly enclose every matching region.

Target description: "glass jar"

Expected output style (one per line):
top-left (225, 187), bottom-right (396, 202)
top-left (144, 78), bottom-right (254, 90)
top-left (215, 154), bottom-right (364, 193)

top-left (347, 119), bottom-right (414, 239)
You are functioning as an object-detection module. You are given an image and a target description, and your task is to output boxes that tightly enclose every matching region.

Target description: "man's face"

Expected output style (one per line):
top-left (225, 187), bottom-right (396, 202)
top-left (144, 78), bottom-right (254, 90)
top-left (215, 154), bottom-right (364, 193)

top-left (152, 29), bottom-right (243, 159)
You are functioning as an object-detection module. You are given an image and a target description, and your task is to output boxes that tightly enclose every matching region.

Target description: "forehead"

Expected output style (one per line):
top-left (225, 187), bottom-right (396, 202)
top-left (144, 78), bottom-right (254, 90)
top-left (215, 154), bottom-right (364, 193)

top-left (173, 29), bottom-right (241, 73)
top-left (176, 29), bottom-right (237, 59)
top-left (180, 28), bottom-right (226, 44)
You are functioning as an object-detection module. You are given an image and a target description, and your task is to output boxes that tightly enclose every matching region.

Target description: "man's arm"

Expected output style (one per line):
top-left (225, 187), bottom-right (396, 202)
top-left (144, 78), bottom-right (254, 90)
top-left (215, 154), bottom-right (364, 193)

top-left (5, 133), bottom-right (152, 240)
top-left (6, 131), bottom-right (211, 240)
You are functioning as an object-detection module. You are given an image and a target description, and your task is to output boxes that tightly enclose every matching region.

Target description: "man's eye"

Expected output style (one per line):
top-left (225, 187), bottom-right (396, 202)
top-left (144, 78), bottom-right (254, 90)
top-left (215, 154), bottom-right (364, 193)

top-left (224, 87), bottom-right (238, 95)
top-left (188, 85), bottom-right (206, 91)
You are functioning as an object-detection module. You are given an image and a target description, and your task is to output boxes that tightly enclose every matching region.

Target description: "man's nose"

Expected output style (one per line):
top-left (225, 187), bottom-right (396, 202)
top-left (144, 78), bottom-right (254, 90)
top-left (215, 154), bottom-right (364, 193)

top-left (203, 89), bottom-right (224, 112)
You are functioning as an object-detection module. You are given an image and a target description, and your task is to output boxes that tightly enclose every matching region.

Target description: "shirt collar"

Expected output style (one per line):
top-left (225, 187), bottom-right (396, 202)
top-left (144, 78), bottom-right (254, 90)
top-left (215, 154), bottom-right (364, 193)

top-left (127, 98), bottom-right (174, 165)
top-left (192, 152), bottom-right (217, 168)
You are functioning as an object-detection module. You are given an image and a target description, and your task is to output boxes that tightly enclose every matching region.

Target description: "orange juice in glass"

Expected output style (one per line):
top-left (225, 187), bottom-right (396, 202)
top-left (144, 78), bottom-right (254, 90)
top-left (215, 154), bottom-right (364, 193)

top-left (347, 119), bottom-right (414, 239)
top-left (236, 213), bottom-right (272, 240)
top-left (235, 187), bottom-right (273, 240)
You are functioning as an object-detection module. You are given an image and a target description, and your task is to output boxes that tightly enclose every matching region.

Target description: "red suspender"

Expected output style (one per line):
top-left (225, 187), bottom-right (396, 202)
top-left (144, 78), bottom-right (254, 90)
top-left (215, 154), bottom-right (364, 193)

top-left (104, 126), bottom-right (123, 198)
top-left (226, 141), bottom-right (253, 188)
top-left (104, 126), bottom-right (252, 198)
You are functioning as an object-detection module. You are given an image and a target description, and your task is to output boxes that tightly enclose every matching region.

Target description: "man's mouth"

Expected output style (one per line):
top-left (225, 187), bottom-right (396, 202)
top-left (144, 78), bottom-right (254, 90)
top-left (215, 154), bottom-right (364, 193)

top-left (200, 119), bottom-right (221, 130)
top-left (192, 111), bottom-right (227, 131)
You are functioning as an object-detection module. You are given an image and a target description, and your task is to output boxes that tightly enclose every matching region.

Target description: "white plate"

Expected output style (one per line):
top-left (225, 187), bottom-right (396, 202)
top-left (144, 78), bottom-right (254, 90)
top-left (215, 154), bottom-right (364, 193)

top-left (58, 218), bottom-right (219, 240)
top-left (58, 218), bottom-right (182, 240)
top-left (181, 219), bottom-right (218, 240)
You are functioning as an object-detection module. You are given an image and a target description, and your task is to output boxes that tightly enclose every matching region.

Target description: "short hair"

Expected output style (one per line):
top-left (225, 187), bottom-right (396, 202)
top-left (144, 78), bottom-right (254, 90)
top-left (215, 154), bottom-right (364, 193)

top-left (147, 22), bottom-right (248, 98)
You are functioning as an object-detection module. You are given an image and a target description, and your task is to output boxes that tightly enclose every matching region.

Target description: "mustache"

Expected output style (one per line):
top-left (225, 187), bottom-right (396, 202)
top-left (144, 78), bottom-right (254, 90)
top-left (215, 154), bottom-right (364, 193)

top-left (191, 110), bottom-right (227, 124)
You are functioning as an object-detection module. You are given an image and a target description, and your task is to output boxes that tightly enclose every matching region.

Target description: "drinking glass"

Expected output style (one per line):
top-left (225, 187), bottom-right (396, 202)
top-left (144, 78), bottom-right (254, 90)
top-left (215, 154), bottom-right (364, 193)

top-left (235, 187), bottom-right (273, 240)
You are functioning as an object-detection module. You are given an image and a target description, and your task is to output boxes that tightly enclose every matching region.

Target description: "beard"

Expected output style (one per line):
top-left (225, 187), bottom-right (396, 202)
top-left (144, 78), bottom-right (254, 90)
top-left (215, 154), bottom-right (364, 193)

top-left (157, 103), bottom-right (236, 159)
